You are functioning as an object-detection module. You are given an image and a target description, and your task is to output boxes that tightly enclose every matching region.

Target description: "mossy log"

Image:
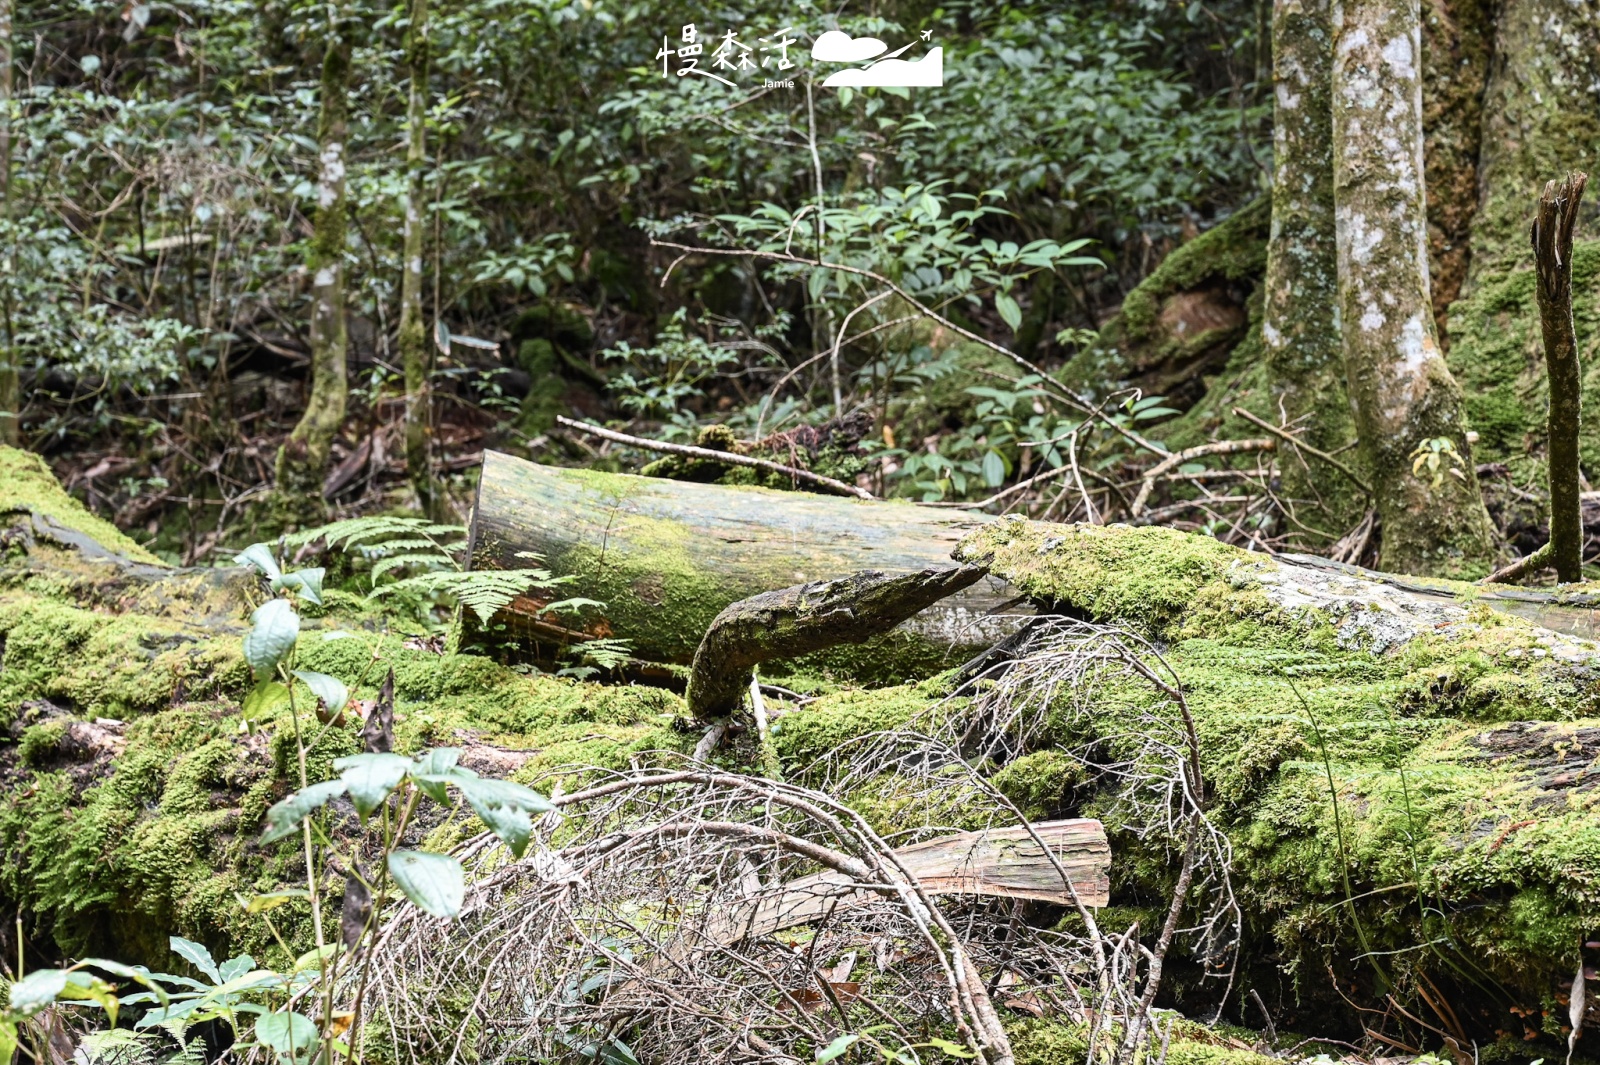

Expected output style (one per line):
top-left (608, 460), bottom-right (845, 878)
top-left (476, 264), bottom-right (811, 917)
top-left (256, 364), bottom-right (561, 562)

top-left (955, 517), bottom-right (1600, 1040)
top-left (6, 445), bottom-right (1600, 1050)
top-left (466, 450), bottom-right (1024, 679)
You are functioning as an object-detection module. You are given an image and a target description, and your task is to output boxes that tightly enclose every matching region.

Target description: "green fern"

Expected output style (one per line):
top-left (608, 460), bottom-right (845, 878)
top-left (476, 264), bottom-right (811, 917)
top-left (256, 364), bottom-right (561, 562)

top-left (283, 516), bottom-right (595, 626)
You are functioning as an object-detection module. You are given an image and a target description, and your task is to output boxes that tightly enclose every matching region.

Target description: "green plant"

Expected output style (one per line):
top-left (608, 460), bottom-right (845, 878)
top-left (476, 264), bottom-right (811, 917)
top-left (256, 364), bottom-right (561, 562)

top-left (277, 517), bottom-right (601, 627)
top-left (220, 544), bottom-right (560, 1064)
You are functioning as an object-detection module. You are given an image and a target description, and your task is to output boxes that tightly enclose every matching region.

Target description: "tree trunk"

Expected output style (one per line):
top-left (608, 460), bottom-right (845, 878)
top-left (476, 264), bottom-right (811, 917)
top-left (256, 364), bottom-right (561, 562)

top-left (465, 451), bottom-right (1024, 676)
top-left (1263, 0), bottom-right (1362, 530)
top-left (1419, 0), bottom-right (1493, 338)
top-left (1466, 0), bottom-right (1600, 286)
top-left (0, 0), bottom-right (16, 447)
top-left (398, 0), bottom-right (436, 517)
top-left (275, 21), bottom-right (351, 519)
top-left (1330, 0), bottom-right (1496, 576)
top-left (1443, 0), bottom-right (1600, 492)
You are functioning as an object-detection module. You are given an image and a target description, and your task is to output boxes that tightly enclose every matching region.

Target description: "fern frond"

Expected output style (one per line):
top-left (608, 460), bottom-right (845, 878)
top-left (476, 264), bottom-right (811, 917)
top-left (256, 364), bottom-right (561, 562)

top-left (369, 551), bottom-right (458, 582)
top-left (78, 1028), bottom-right (157, 1065)
top-left (372, 569), bottom-right (568, 623)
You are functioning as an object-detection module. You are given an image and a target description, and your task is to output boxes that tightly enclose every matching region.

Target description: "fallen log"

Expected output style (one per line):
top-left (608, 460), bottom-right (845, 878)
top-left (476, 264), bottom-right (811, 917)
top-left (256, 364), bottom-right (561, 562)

top-left (466, 450), bottom-right (1025, 675)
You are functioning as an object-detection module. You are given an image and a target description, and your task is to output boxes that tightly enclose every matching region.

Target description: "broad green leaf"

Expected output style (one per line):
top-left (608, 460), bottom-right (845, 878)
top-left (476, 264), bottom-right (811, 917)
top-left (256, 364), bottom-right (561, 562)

top-left (334, 752), bottom-right (411, 818)
top-left (255, 1011), bottom-right (318, 1064)
top-left (995, 291), bottom-right (1022, 332)
top-left (242, 681), bottom-right (289, 722)
top-left (57, 973), bottom-right (120, 1025)
top-left (0, 1019), bottom-right (16, 1065)
top-left (261, 779), bottom-right (347, 844)
top-left (292, 670), bottom-right (348, 717)
top-left (273, 568), bottom-right (325, 606)
top-left (292, 944), bottom-right (338, 974)
top-left (243, 599), bottom-right (299, 679)
top-left (410, 748), bottom-right (462, 803)
top-left (8, 968), bottom-right (68, 1014)
top-left (218, 954), bottom-right (256, 983)
top-left (235, 543), bottom-right (281, 580)
top-left (816, 1034), bottom-right (859, 1063)
top-left (455, 775), bottom-right (555, 858)
top-left (170, 936), bottom-right (222, 983)
top-left (388, 850), bottom-right (465, 918)
top-left (80, 959), bottom-right (172, 1006)
top-left (981, 450), bottom-right (1006, 488)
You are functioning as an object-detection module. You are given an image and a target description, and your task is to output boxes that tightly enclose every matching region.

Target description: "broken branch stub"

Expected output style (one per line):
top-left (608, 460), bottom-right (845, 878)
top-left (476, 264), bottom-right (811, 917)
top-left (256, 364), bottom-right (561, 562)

top-left (1533, 170), bottom-right (1589, 584)
top-left (685, 565), bottom-right (989, 721)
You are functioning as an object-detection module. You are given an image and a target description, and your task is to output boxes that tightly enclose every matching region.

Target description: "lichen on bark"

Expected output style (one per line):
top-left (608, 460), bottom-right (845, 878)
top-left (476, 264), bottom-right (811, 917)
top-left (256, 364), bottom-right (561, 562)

top-left (1331, 0), bottom-right (1496, 576)
top-left (1262, 0), bottom-right (1365, 534)
top-left (273, 22), bottom-right (352, 522)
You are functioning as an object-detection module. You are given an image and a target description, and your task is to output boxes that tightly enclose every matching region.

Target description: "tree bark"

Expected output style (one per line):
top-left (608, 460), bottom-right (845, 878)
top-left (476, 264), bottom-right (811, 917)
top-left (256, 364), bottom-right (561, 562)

top-left (1532, 172), bottom-right (1589, 583)
top-left (0, 0), bottom-right (17, 447)
top-left (1331, 0), bottom-right (1496, 576)
top-left (465, 451), bottom-right (1024, 672)
top-left (398, 0), bottom-right (436, 517)
top-left (1465, 0), bottom-right (1600, 286)
top-left (275, 19), bottom-right (352, 518)
top-left (684, 566), bottom-right (987, 720)
top-left (1263, 0), bottom-right (1363, 529)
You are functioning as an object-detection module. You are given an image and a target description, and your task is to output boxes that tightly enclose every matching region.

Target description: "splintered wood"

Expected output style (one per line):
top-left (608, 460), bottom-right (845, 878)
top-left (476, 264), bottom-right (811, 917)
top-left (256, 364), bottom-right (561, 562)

top-left (710, 819), bottom-right (1109, 944)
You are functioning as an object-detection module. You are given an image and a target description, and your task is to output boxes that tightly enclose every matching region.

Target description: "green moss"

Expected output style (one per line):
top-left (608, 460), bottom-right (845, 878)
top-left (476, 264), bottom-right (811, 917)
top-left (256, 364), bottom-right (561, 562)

top-left (769, 679), bottom-right (940, 770)
top-left (1448, 240), bottom-right (1600, 485)
top-left (1009, 1018), bottom-right (1279, 1065)
top-left (955, 518), bottom-right (1260, 639)
top-left (0, 447), bottom-right (162, 564)
top-left (1116, 198), bottom-right (1271, 346)
top-left (18, 720), bottom-right (67, 765)
top-left (0, 594), bottom-right (250, 723)
top-left (991, 748), bottom-right (1084, 820)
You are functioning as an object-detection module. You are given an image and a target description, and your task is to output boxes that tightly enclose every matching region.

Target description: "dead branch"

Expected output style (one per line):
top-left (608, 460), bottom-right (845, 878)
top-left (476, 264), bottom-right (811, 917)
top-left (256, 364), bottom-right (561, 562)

top-left (1128, 438), bottom-right (1275, 517)
top-left (1231, 406), bottom-right (1372, 495)
top-left (1532, 171), bottom-right (1589, 582)
top-left (685, 565), bottom-right (988, 721)
top-left (554, 415), bottom-right (873, 499)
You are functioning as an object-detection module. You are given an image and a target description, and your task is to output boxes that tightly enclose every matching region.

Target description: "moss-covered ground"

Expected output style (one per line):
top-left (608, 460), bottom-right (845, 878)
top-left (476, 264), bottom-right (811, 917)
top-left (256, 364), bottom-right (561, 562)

top-left (2, 447), bottom-right (1595, 1055)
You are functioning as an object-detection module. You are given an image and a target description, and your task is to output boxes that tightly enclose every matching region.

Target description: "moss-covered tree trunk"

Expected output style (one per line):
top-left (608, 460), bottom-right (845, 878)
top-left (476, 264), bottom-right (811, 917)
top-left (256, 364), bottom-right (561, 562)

top-left (274, 20), bottom-right (351, 520)
top-left (1263, 0), bottom-right (1362, 530)
top-left (1330, 0), bottom-right (1495, 576)
top-left (398, 0), bottom-right (437, 517)
top-left (1443, 0), bottom-right (1600, 490)
top-left (0, 0), bottom-right (17, 448)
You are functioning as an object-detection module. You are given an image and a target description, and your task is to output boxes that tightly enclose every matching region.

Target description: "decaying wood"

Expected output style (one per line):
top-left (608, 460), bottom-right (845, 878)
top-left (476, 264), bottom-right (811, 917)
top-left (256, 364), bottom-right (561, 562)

top-left (467, 451), bottom-right (1024, 665)
top-left (1532, 171), bottom-right (1589, 583)
top-left (710, 819), bottom-right (1110, 944)
top-left (685, 566), bottom-right (989, 720)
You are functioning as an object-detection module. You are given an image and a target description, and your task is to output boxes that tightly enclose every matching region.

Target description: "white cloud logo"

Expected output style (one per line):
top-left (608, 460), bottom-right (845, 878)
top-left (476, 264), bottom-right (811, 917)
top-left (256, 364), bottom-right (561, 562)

top-left (811, 30), bottom-right (888, 63)
top-left (822, 46), bottom-right (943, 87)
